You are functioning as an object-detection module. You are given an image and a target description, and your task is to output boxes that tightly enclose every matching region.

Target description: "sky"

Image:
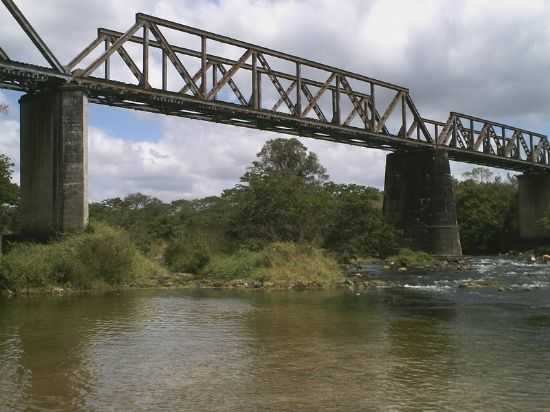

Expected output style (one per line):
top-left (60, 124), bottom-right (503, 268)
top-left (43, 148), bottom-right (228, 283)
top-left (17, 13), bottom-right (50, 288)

top-left (1, 0), bottom-right (549, 201)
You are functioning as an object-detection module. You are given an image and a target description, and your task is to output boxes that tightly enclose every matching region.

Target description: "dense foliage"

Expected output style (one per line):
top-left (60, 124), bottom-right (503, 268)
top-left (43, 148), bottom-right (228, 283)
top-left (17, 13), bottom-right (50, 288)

top-left (88, 143), bottom-right (531, 260)
top-left (89, 138), bottom-right (398, 264)
top-left (0, 223), bottom-right (164, 292)
top-left (0, 154), bottom-right (18, 232)
top-left (0, 135), bottom-right (543, 293)
top-left (455, 169), bottom-right (520, 254)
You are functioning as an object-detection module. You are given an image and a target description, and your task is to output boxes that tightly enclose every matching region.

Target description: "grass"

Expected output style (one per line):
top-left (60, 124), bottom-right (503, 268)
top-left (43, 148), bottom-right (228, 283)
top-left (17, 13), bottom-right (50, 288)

top-left (386, 248), bottom-right (435, 268)
top-left (203, 242), bottom-right (343, 288)
top-left (0, 223), bottom-right (165, 293)
top-left (0, 228), bottom-right (343, 293)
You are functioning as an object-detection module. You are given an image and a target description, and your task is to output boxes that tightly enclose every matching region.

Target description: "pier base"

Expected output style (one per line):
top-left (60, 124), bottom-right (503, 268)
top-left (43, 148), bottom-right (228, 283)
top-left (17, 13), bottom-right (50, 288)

top-left (383, 149), bottom-right (462, 256)
top-left (20, 87), bottom-right (88, 238)
top-left (518, 173), bottom-right (550, 243)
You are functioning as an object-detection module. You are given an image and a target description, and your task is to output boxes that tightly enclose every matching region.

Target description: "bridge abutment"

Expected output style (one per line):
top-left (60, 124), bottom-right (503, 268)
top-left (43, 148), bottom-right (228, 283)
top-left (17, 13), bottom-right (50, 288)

top-left (518, 174), bottom-right (550, 242)
top-left (383, 149), bottom-right (462, 256)
top-left (20, 87), bottom-right (88, 238)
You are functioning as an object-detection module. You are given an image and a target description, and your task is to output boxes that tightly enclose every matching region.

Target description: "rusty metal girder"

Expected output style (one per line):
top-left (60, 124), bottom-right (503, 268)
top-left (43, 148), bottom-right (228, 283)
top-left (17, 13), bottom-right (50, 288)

top-left (1, 6), bottom-right (550, 173)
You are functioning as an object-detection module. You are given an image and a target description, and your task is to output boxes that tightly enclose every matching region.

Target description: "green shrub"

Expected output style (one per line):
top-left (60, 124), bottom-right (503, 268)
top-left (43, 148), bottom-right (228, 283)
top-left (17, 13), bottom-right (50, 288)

top-left (164, 237), bottom-right (211, 273)
top-left (0, 223), bottom-right (164, 292)
top-left (256, 242), bottom-right (342, 288)
top-left (204, 242), bottom-right (342, 288)
top-left (387, 248), bottom-right (434, 267)
top-left (65, 224), bottom-right (140, 287)
top-left (204, 249), bottom-right (263, 279)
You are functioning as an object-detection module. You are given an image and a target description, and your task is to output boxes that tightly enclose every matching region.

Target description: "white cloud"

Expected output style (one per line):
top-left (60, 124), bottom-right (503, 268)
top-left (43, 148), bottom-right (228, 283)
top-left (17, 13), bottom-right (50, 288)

top-left (87, 117), bottom-right (386, 202)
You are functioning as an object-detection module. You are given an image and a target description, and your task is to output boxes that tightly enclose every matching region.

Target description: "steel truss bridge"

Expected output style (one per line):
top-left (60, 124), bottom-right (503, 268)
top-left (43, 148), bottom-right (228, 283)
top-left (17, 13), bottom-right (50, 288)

top-left (1, 0), bottom-right (549, 172)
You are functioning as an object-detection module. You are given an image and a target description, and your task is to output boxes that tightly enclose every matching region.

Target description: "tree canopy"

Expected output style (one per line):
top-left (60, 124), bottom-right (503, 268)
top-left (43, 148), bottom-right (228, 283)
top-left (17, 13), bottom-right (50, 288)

top-left (242, 138), bottom-right (328, 183)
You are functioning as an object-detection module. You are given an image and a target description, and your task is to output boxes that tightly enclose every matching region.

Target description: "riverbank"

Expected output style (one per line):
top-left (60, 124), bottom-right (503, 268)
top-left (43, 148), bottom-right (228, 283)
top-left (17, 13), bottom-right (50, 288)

top-left (2, 224), bottom-right (547, 298)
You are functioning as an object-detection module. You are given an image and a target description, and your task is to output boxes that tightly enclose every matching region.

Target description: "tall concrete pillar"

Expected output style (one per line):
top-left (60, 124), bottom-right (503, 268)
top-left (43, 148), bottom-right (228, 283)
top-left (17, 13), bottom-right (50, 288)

top-left (20, 86), bottom-right (88, 238)
top-left (383, 149), bottom-right (462, 256)
top-left (518, 174), bottom-right (550, 241)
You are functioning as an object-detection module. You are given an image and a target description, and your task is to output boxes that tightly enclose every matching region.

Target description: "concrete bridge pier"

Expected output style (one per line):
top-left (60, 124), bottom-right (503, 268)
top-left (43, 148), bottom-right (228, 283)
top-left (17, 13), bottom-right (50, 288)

top-left (20, 86), bottom-right (88, 238)
top-left (383, 149), bottom-right (462, 256)
top-left (518, 174), bottom-right (550, 243)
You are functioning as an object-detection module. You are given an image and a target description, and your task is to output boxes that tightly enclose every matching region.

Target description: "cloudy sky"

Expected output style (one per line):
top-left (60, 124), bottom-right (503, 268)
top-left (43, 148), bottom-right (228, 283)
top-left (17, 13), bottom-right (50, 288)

top-left (1, 0), bottom-right (549, 201)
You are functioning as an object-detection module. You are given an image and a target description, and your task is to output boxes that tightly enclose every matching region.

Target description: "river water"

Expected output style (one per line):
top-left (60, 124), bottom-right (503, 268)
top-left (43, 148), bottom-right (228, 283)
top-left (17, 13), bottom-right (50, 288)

top-left (1, 257), bottom-right (550, 411)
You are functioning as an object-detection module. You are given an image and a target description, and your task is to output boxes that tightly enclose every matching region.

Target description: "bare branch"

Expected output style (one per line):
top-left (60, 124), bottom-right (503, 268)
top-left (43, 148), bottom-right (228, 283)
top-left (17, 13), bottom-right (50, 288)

top-left (0, 104), bottom-right (8, 114)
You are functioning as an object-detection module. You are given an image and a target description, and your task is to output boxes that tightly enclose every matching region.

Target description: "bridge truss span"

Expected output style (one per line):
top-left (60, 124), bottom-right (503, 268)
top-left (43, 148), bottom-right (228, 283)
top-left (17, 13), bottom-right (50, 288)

top-left (1, 4), bottom-right (549, 172)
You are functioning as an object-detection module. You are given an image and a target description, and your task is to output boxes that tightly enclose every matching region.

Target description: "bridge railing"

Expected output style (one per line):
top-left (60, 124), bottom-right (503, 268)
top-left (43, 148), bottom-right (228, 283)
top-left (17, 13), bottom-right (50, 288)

top-left (67, 13), bottom-right (433, 144)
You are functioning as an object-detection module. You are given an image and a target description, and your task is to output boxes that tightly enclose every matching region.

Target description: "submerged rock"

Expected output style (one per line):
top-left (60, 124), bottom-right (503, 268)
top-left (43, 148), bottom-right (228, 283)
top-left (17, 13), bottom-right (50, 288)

top-left (458, 279), bottom-right (500, 289)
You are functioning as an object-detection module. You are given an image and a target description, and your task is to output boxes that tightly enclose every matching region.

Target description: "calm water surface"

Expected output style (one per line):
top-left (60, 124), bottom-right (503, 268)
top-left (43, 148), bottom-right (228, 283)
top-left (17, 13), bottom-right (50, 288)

top-left (1, 257), bottom-right (550, 411)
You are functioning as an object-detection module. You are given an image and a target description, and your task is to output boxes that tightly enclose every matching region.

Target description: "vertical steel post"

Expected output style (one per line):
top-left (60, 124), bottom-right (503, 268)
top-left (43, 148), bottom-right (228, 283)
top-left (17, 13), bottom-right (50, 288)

top-left (295, 63), bottom-right (302, 117)
top-left (212, 65), bottom-right (218, 100)
top-left (332, 74), bottom-right (340, 124)
top-left (257, 72), bottom-right (262, 110)
top-left (104, 38), bottom-right (110, 80)
top-left (370, 82), bottom-right (376, 131)
top-left (470, 119), bottom-right (474, 148)
top-left (162, 50), bottom-right (167, 91)
top-left (142, 24), bottom-right (149, 87)
top-left (401, 92), bottom-right (407, 137)
top-left (363, 97), bottom-right (369, 129)
top-left (251, 51), bottom-right (259, 109)
top-left (201, 35), bottom-right (207, 97)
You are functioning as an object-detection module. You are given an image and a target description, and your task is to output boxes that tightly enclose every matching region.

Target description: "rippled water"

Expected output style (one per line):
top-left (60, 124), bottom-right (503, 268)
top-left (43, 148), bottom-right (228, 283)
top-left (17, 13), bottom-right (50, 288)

top-left (1, 257), bottom-right (550, 411)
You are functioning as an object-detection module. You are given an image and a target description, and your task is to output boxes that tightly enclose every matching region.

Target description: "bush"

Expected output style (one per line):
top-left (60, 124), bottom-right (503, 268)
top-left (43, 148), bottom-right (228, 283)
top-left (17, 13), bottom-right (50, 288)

top-left (257, 242), bottom-right (342, 288)
top-left (204, 249), bottom-right (263, 279)
top-left (387, 248), bottom-right (434, 268)
top-left (0, 223), bottom-right (164, 292)
top-left (164, 237), bottom-right (211, 273)
top-left (204, 242), bottom-right (342, 288)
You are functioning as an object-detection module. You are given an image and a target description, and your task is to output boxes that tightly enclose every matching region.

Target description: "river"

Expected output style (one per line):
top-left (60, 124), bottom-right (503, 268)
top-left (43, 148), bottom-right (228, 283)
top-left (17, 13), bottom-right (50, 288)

top-left (1, 257), bottom-right (550, 411)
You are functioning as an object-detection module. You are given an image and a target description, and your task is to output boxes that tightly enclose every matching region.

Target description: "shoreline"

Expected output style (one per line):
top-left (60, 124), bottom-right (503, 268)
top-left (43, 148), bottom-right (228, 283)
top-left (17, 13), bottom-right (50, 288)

top-left (0, 255), bottom-right (480, 298)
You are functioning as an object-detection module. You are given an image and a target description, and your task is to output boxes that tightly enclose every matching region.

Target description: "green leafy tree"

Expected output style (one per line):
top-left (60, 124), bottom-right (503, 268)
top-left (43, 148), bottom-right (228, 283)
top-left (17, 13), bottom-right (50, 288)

top-left (242, 138), bottom-right (328, 183)
top-left (229, 174), bottom-right (330, 246)
top-left (462, 167), bottom-right (494, 184)
top-left (229, 138), bottom-right (331, 246)
top-left (90, 193), bottom-right (171, 252)
top-left (0, 154), bottom-right (19, 233)
top-left (322, 183), bottom-right (398, 259)
top-left (456, 179), bottom-right (518, 254)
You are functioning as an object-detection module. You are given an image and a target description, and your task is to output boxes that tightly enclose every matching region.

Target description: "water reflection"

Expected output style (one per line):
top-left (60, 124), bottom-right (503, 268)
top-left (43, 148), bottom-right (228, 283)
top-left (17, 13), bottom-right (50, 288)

top-left (1, 262), bottom-right (550, 411)
top-left (1, 294), bottom-right (144, 411)
top-left (237, 290), bottom-right (459, 411)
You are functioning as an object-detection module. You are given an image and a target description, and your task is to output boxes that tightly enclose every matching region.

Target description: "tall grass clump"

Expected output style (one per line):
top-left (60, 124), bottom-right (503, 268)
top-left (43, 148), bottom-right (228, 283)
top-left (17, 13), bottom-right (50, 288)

top-left (204, 242), bottom-right (342, 288)
top-left (387, 248), bottom-right (435, 267)
top-left (0, 223), bottom-right (164, 292)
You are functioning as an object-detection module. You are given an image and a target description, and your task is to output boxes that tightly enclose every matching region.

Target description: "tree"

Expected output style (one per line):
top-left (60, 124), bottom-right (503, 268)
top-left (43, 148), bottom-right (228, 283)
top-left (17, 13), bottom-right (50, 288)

top-left (0, 154), bottom-right (19, 232)
top-left (228, 173), bottom-right (330, 246)
top-left (462, 167), bottom-right (494, 184)
top-left (242, 138), bottom-right (328, 184)
top-left (322, 184), bottom-right (398, 258)
top-left (456, 179), bottom-right (518, 254)
top-left (89, 193), bottom-right (171, 252)
top-left (228, 139), bottom-right (331, 246)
